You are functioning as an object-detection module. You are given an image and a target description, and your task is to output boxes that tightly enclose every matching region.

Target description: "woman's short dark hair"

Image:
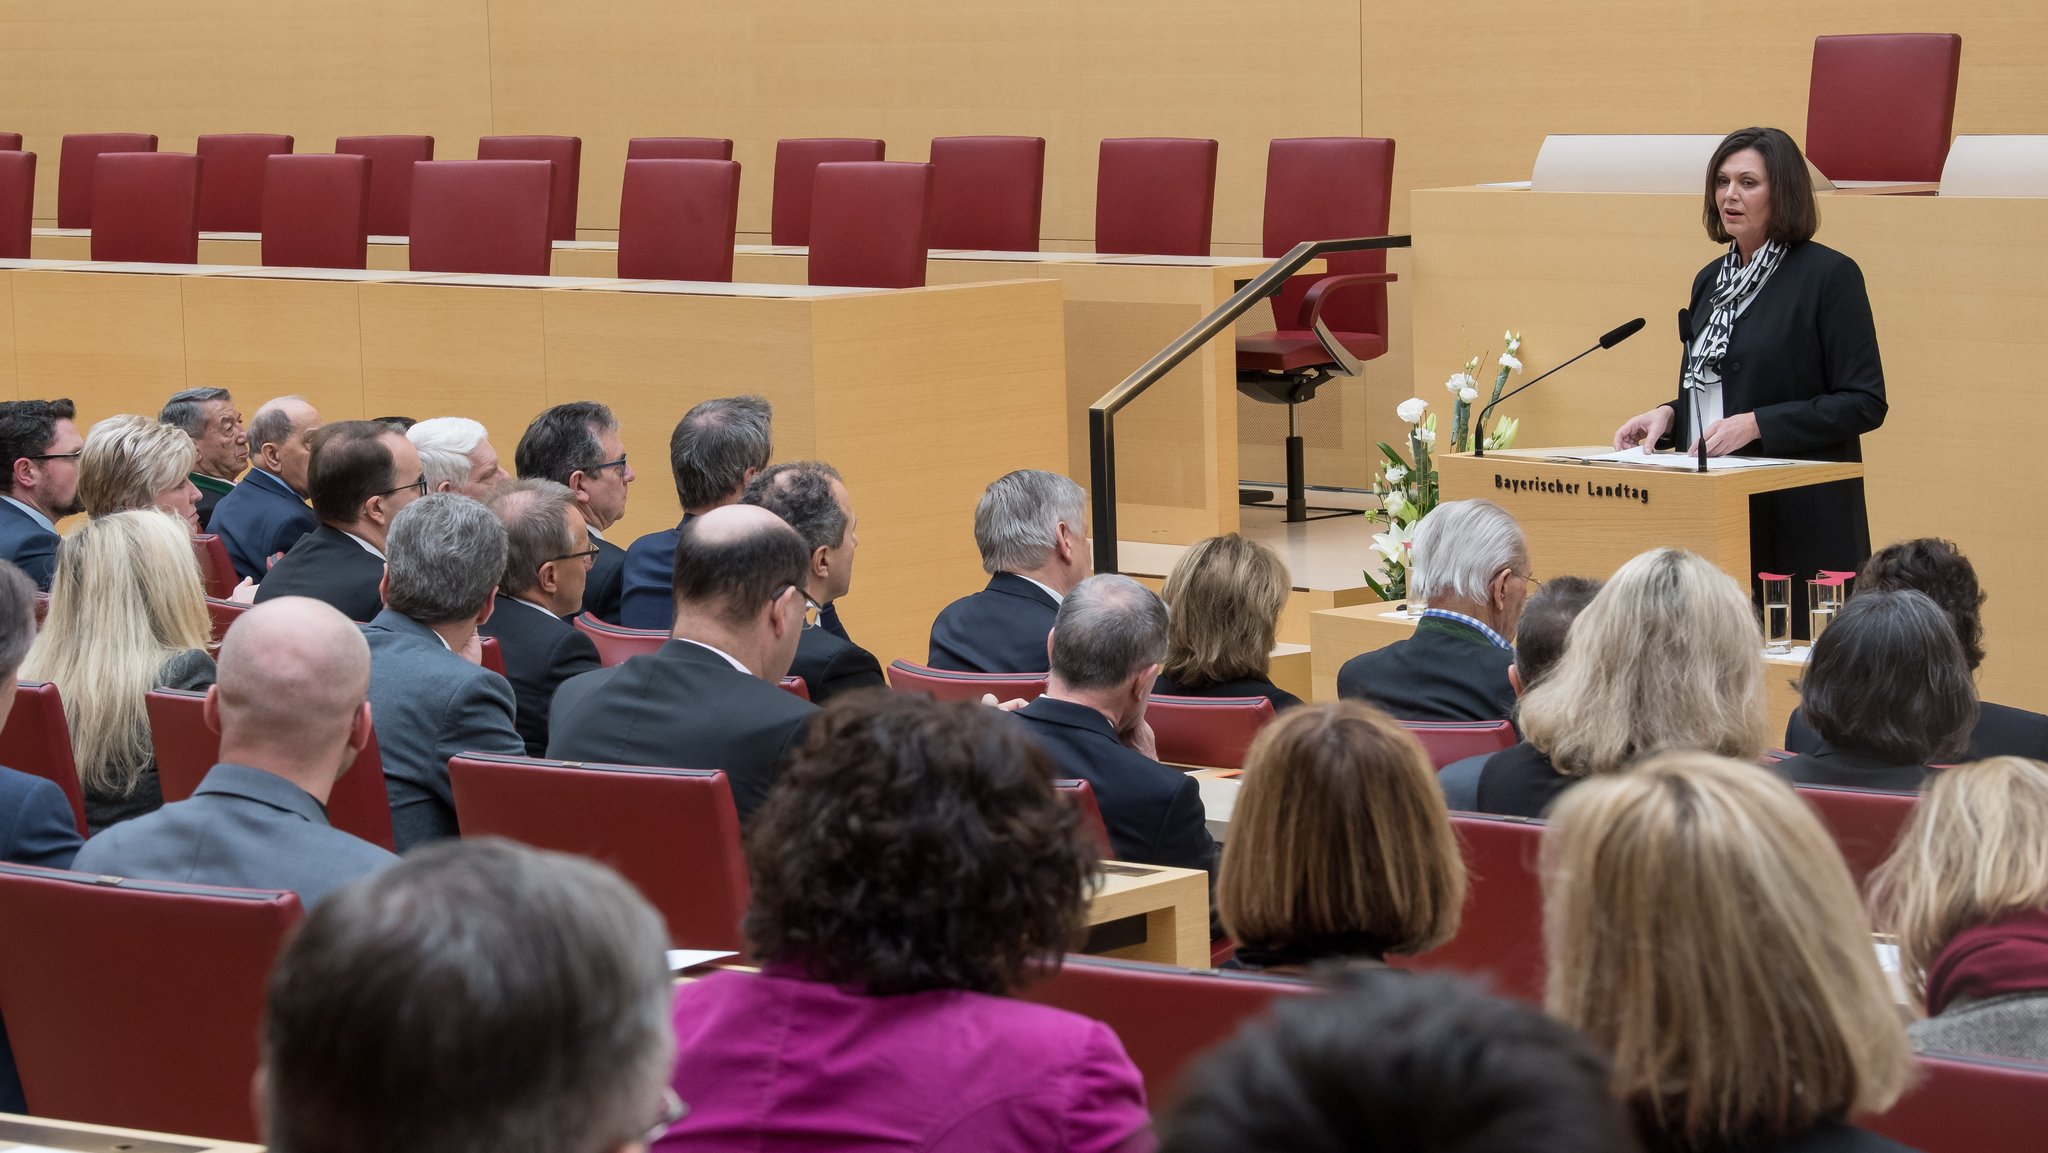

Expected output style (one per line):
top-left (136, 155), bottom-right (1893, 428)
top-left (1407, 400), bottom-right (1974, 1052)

top-left (1802, 589), bottom-right (1978, 764)
top-left (1703, 127), bottom-right (1818, 246)
top-left (1858, 538), bottom-right (1986, 671)
top-left (743, 693), bottom-right (1098, 995)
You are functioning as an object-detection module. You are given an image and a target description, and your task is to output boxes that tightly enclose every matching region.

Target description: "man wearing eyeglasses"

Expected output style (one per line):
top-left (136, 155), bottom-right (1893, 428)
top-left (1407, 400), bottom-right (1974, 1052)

top-left (255, 421), bottom-right (427, 622)
top-left (482, 479), bottom-right (603, 757)
top-left (513, 402), bottom-right (637, 624)
top-left (0, 398), bottom-right (85, 590)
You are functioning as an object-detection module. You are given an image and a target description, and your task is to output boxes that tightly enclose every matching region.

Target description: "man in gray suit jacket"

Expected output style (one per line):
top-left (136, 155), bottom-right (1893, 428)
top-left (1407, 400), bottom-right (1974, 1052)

top-left (72, 597), bottom-right (397, 907)
top-left (362, 494), bottom-right (525, 851)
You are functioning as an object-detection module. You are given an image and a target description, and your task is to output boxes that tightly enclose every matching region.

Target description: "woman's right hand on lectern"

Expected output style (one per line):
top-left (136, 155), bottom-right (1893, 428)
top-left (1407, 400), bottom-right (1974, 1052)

top-left (1613, 406), bottom-right (1674, 451)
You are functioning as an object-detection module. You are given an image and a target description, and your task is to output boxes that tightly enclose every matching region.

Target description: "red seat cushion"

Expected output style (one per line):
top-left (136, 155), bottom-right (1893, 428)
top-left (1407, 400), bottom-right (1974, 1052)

top-left (1793, 783), bottom-right (1916, 890)
top-left (808, 161), bottom-right (933, 290)
top-left (771, 138), bottom-right (885, 246)
top-left (0, 149), bottom-right (33, 260)
top-left (191, 534), bottom-right (237, 600)
top-left (617, 158), bottom-right (740, 282)
top-left (477, 135), bottom-right (582, 241)
top-left (1095, 137), bottom-right (1217, 257)
top-left (1807, 34), bottom-right (1962, 183)
top-left (1389, 812), bottom-right (1545, 1002)
top-left (334, 134), bottom-right (434, 236)
top-left (885, 658), bottom-right (1046, 704)
top-left (57, 132), bottom-right (156, 228)
top-left (1404, 719), bottom-right (1518, 770)
top-left (1053, 779), bottom-right (1114, 856)
top-left (260, 153), bottom-right (370, 270)
top-left (195, 132), bottom-right (293, 232)
top-left (408, 159), bottom-right (555, 276)
top-left (928, 135), bottom-right (1044, 252)
top-left (90, 152), bottom-right (202, 264)
top-left (1235, 329), bottom-right (1389, 372)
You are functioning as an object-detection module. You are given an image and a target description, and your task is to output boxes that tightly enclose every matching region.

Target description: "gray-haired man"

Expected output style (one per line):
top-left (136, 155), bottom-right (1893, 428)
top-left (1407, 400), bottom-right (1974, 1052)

top-left (160, 386), bottom-right (247, 530)
top-left (927, 468), bottom-right (1091, 674)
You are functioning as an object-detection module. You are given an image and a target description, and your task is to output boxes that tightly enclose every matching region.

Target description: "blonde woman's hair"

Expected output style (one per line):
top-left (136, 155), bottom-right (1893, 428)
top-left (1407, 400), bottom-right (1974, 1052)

top-left (1869, 756), bottom-right (2048, 1008)
top-left (1518, 548), bottom-right (1767, 777)
top-left (78, 413), bottom-right (198, 517)
top-left (1159, 534), bottom-right (1290, 688)
top-left (21, 510), bottom-right (213, 796)
top-left (1542, 752), bottom-right (1914, 1148)
top-left (1219, 701), bottom-right (1465, 956)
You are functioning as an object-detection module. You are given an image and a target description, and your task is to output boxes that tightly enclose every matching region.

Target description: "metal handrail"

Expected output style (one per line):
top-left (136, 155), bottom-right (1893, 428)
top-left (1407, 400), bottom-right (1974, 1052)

top-left (1087, 233), bottom-right (1412, 574)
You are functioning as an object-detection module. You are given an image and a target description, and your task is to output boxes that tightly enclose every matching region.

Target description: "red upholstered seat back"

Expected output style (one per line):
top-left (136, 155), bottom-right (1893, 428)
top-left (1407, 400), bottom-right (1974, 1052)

top-left (0, 149), bottom-right (32, 260)
top-left (0, 863), bottom-right (299, 1141)
top-left (618, 158), bottom-right (741, 282)
top-left (408, 159), bottom-right (555, 276)
top-left (477, 135), bottom-right (582, 241)
top-left (1388, 812), bottom-right (1545, 1003)
top-left (0, 681), bottom-right (87, 837)
top-left (1053, 778), bottom-right (1113, 856)
top-left (770, 137), bottom-right (885, 245)
top-left (1261, 137), bottom-right (1394, 336)
top-left (334, 134), bottom-right (434, 236)
top-left (194, 132), bottom-right (293, 232)
top-left (191, 533), bottom-right (237, 600)
top-left (1095, 138), bottom-right (1218, 257)
top-left (1807, 34), bottom-right (1962, 183)
top-left (628, 137), bottom-right (735, 162)
top-left (572, 613), bottom-right (668, 667)
top-left (205, 596), bottom-right (248, 647)
top-left (1794, 783), bottom-right (1917, 889)
top-left (0, 134), bottom-right (20, 151)
top-left (57, 132), bottom-right (156, 228)
top-left (808, 161), bottom-right (933, 289)
top-left (1869, 1051), bottom-right (2048, 1153)
top-left (777, 676), bottom-right (810, 701)
top-left (448, 754), bottom-right (751, 950)
top-left (91, 152), bottom-right (202, 263)
top-left (928, 135), bottom-right (1044, 252)
top-left (1018, 956), bottom-right (1315, 1106)
top-left (1404, 719), bottom-right (1517, 769)
top-left (260, 153), bottom-right (370, 269)
top-left (885, 658), bottom-right (1047, 704)
top-left (1146, 695), bottom-right (1275, 770)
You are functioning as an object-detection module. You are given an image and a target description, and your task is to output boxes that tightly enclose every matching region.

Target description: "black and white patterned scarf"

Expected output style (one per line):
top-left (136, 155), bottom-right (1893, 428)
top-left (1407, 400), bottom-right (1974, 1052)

top-left (1682, 239), bottom-right (1787, 392)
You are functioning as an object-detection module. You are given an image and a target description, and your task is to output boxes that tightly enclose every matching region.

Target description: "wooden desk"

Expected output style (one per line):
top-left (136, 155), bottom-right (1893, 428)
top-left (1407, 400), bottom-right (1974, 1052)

top-left (0, 1113), bottom-right (261, 1152)
top-left (1084, 862), bottom-right (1210, 969)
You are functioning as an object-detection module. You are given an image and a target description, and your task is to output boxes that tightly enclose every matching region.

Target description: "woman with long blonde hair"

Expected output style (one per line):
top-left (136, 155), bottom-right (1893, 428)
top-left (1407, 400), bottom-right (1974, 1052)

top-left (1870, 756), bottom-right (2048, 1061)
top-left (1474, 548), bottom-right (1768, 817)
top-left (1543, 752), bottom-right (1916, 1153)
top-left (1155, 533), bottom-right (1299, 710)
top-left (22, 509), bottom-right (216, 831)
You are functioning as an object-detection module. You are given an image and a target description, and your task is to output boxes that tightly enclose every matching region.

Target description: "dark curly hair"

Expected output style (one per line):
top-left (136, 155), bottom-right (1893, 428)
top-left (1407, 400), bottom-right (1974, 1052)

top-left (742, 693), bottom-right (1098, 996)
top-left (1857, 538), bottom-right (1986, 671)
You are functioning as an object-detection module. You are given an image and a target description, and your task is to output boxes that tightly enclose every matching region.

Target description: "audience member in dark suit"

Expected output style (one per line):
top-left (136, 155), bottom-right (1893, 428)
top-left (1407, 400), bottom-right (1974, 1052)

top-left (742, 461), bottom-right (882, 703)
top-left (550, 505), bottom-right (819, 823)
top-left (621, 395), bottom-right (772, 630)
top-left (514, 401), bottom-right (638, 623)
top-left (256, 421), bottom-right (425, 622)
top-left (408, 416), bottom-right (510, 500)
top-left (483, 480), bottom-right (603, 757)
top-left (1013, 574), bottom-right (1217, 880)
top-left (0, 399), bottom-right (83, 590)
top-left (1437, 576), bottom-right (1602, 810)
top-left (1153, 533), bottom-right (1301, 710)
top-left (1474, 549), bottom-right (1770, 819)
top-left (1785, 536), bottom-right (2048, 763)
top-left (1338, 499), bottom-right (1526, 723)
top-left (928, 468), bottom-right (1089, 674)
top-left (72, 597), bottom-right (398, 906)
top-left (1773, 590), bottom-right (1975, 795)
top-left (160, 386), bottom-right (247, 531)
top-left (210, 396), bottom-right (321, 582)
top-left (361, 494), bottom-right (524, 850)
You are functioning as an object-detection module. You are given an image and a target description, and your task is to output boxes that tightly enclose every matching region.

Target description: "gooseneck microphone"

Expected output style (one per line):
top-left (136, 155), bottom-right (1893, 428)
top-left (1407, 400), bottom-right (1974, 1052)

top-left (1472, 317), bottom-right (1646, 457)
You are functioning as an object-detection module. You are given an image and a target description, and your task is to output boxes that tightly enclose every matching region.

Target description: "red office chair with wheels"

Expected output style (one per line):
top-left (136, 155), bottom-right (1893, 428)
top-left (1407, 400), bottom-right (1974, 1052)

top-left (886, 659), bottom-right (1047, 703)
top-left (449, 754), bottom-right (751, 951)
top-left (1146, 695), bottom-right (1276, 770)
top-left (334, 134), bottom-right (434, 236)
top-left (572, 614), bottom-right (668, 666)
top-left (1237, 137), bottom-right (1398, 522)
top-left (90, 152), bottom-right (202, 263)
top-left (0, 863), bottom-right (299, 1142)
top-left (928, 135), bottom-right (1044, 252)
top-left (1793, 783), bottom-right (1917, 889)
top-left (1807, 34), bottom-right (1962, 184)
top-left (1404, 719), bottom-right (1517, 769)
top-left (57, 132), bottom-right (157, 228)
top-left (0, 148), bottom-right (32, 260)
top-left (771, 137), bottom-right (885, 245)
top-left (190, 534), bottom-right (237, 600)
top-left (809, 161), bottom-right (934, 289)
top-left (1095, 138), bottom-right (1218, 256)
top-left (0, 681), bottom-right (87, 837)
top-left (629, 137), bottom-right (735, 162)
top-left (1869, 1050), bottom-right (2048, 1153)
top-left (618, 158), bottom-right (741, 282)
top-left (408, 159), bottom-right (556, 275)
top-left (194, 132), bottom-right (293, 232)
top-left (1053, 779), bottom-right (1113, 856)
top-left (477, 135), bottom-right (582, 241)
top-left (1388, 811), bottom-right (1545, 1003)
top-left (261, 153), bottom-right (371, 269)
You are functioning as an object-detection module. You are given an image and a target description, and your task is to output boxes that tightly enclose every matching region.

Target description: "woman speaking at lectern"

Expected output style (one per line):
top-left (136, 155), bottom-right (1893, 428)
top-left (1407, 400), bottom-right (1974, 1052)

top-left (1612, 127), bottom-right (1887, 622)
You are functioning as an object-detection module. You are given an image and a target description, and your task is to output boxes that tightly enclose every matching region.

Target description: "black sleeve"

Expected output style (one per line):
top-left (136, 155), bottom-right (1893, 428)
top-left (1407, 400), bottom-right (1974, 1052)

top-left (813, 644), bottom-right (886, 702)
top-left (1753, 256), bottom-right (1888, 455)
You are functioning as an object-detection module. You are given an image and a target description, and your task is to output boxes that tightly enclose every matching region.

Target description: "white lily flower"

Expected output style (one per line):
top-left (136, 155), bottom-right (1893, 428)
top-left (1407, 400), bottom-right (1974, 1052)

top-left (1499, 353), bottom-right (1522, 372)
top-left (1459, 386), bottom-right (1479, 403)
top-left (1396, 397), bottom-right (1428, 424)
top-left (1384, 464), bottom-right (1408, 485)
top-left (1371, 523), bottom-right (1415, 564)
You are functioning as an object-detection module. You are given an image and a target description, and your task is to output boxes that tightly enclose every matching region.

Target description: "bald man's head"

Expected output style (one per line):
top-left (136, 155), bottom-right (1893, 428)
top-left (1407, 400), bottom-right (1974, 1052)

top-left (216, 597), bottom-right (371, 771)
top-left (674, 504), bottom-right (810, 628)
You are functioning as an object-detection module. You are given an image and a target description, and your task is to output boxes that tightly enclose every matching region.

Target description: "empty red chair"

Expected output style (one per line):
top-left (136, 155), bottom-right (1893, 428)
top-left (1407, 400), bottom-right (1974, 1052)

top-left (191, 533), bottom-right (237, 600)
top-left (204, 597), bottom-right (248, 647)
top-left (449, 753), bottom-right (750, 950)
top-left (928, 135), bottom-right (1044, 252)
top-left (771, 137), bottom-right (885, 245)
top-left (0, 681), bottom-right (87, 837)
top-left (408, 159), bottom-right (555, 276)
top-left (1018, 955), bottom-right (1315, 1105)
top-left (1807, 34), bottom-right (1963, 184)
top-left (90, 152), bottom-right (202, 263)
top-left (0, 863), bottom-right (298, 1141)
top-left (260, 152), bottom-right (370, 269)
top-left (194, 132), bottom-right (293, 232)
top-left (1054, 778), bottom-right (1113, 856)
top-left (0, 149), bottom-right (31, 260)
top-left (334, 133), bottom-right (434, 236)
top-left (1389, 812), bottom-right (1545, 1003)
top-left (477, 134), bottom-right (582, 241)
top-left (1869, 1051), bottom-right (2048, 1153)
top-left (1146, 695), bottom-right (1276, 770)
top-left (809, 161), bottom-right (933, 289)
top-left (1404, 719), bottom-right (1517, 769)
top-left (886, 658), bottom-right (1046, 704)
top-left (573, 614), bottom-right (668, 666)
top-left (1794, 783), bottom-right (1917, 889)
top-left (1095, 137), bottom-right (1218, 256)
top-left (57, 132), bottom-right (157, 228)
top-left (628, 137), bottom-right (735, 161)
top-left (617, 158), bottom-right (740, 282)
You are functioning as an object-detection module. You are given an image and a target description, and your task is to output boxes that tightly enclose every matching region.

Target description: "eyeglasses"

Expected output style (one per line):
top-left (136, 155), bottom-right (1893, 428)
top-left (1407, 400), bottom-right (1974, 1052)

top-left (375, 476), bottom-right (429, 500)
top-left (1496, 566), bottom-right (1540, 590)
top-left (588, 454), bottom-right (629, 476)
top-left (641, 1087), bottom-right (687, 1143)
top-left (548, 546), bottom-right (601, 567)
top-left (777, 583), bottom-right (825, 620)
top-left (25, 450), bottom-right (82, 462)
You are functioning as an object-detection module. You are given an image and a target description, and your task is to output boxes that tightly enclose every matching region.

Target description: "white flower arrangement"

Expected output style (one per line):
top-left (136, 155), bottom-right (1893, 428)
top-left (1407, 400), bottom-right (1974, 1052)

top-left (1448, 331), bottom-right (1527, 454)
